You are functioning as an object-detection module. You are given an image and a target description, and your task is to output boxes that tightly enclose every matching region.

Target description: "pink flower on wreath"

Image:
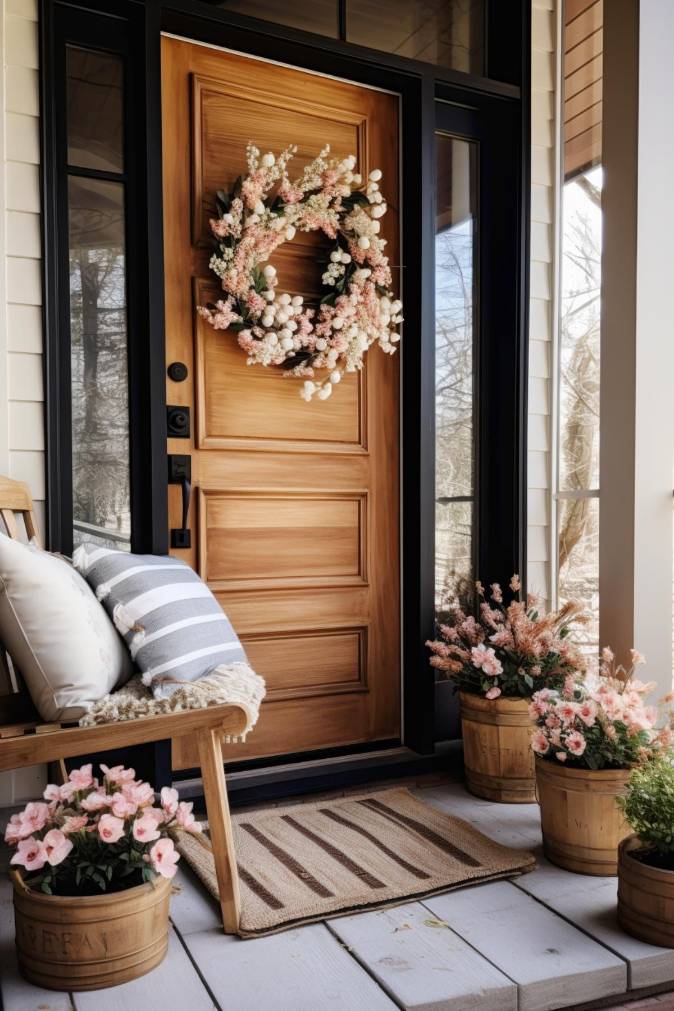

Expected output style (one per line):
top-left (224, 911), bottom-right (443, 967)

top-left (68, 764), bottom-right (95, 791)
top-left (10, 836), bottom-right (47, 872)
top-left (43, 829), bottom-right (73, 867)
top-left (160, 787), bottom-right (180, 817)
top-left (149, 838), bottom-right (180, 879)
top-left (485, 686), bottom-right (502, 700)
top-left (98, 814), bottom-right (125, 844)
top-left (175, 801), bottom-right (201, 834)
top-left (565, 730), bottom-right (587, 757)
top-left (531, 730), bottom-right (549, 755)
top-left (132, 813), bottom-right (161, 844)
top-left (471, 645), bottom-right (503, 677)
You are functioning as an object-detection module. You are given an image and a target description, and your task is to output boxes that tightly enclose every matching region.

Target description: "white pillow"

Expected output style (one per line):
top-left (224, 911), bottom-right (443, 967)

top-left (0, 534), bottom-right (133, 721)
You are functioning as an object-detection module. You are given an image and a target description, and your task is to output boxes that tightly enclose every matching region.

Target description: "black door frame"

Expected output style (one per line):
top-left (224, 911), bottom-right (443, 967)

top-left (39, 0), bottom-right (530, 765)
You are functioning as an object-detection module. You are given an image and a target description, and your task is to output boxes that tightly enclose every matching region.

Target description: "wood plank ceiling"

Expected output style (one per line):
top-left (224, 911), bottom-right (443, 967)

top-left (564, 0), bottom-right (603, 178)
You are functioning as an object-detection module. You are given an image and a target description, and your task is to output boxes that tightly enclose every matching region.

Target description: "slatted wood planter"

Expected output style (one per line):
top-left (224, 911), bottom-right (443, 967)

top-left (459, 691), bottom-right (536, 803)
top-left (535, 757), bottom-right (630, 875)
top-left (618, 835), bottom-right (674, 947)
top-left (11, 870), bottom-right (171, 991)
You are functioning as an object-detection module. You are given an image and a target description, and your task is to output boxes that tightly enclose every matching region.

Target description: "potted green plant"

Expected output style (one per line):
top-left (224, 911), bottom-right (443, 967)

top-left (4, 762), bottom-right (202, 991)
top-left (427, 575), bottom-right (588, 803)
top-left (617, 753), bottom-right (674, 946)
top-left (530, 649), bottom-right (670, 874)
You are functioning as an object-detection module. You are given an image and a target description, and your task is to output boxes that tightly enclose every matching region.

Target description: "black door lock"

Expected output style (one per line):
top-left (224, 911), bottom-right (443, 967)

top-left (168, 454), bottom-right (191, 549)
top-left (167, 404), bottom-right (190, 439)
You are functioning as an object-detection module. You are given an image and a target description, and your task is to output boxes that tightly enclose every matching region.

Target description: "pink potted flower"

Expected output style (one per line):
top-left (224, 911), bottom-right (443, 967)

top-left (5, 763), bottom-right (202, 991)
top-left (427, 576), bottom-right (588, 803)
top-left (531, 648), bottom-right (672, 875)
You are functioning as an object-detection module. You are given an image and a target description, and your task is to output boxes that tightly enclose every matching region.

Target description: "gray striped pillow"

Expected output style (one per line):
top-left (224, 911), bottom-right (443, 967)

top-left (72, 544), bottom-right (248, 698)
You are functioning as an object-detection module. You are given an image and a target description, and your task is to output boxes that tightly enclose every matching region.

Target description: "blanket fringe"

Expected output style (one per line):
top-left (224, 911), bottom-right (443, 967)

top-left (79, 662), bottom-right (266, 741)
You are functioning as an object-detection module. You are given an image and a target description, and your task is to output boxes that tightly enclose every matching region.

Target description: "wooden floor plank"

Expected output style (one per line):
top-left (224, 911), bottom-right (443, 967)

top-left (329, 900), bottom-right (518, 1011)
top-left (72, 928), bottom-right (217, 1011)
top-left (181, 922), bottom-right (396, 1011)
top-left (516, 859), bottom-right (674, 990)
top-left (0, 876), bottom-right (74, 1011)
top-left (170, 866), bottom-right (222, 937)
top-left (425, 880), bottom-right (627, 1011)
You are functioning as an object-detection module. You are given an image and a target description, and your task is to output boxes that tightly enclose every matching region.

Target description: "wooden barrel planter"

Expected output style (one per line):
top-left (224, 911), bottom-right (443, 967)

top-left (535, 757), bottom-right (630, 875)
top-left (459, 691), bottom-right (536, 803)
top-left (618, 835), bottom-right (674, 946)
top-left (11, 870), bottom-right (171, 991)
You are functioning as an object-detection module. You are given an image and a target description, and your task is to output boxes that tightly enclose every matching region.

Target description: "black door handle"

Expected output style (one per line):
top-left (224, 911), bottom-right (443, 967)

top-left (168, 454), bottom-right (192, 549)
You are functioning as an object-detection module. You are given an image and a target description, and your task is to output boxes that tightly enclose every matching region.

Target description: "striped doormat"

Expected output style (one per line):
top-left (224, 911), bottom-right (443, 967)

top-left (176, 788), bottom-right (536, 937)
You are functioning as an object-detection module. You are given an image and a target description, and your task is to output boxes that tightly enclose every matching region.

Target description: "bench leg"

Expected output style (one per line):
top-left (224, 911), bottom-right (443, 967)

top-left (197, 727), bottom-right (241, 934)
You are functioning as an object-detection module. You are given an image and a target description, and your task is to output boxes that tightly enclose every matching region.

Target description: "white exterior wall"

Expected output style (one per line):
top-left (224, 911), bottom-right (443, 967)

top-left (528, 0), bottom-right (558, 608)
top-left (0, 0), bottom-right (46, 805)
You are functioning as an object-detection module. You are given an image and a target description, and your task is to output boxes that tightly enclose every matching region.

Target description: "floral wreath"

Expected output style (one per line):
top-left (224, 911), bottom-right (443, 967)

top-left (197, 143), bottom-right (402, 402)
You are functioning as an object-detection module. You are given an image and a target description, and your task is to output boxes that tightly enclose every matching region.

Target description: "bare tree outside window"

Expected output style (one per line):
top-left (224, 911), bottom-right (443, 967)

top-left (556, 166), bottom-right (602, 648)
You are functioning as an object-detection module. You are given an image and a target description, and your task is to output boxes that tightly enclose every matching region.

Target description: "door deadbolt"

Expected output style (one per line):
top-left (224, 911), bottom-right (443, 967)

top-left (167, 405), bottom-right (190, 438)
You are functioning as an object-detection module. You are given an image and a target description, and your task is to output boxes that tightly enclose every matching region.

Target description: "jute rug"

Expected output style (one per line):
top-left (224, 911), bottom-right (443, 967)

top-left (176, 788), bottom-right (536, 937)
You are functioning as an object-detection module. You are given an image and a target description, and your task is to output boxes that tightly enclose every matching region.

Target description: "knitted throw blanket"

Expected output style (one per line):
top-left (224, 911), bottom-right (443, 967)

top-left (78, 662), bottom-right (266, 743)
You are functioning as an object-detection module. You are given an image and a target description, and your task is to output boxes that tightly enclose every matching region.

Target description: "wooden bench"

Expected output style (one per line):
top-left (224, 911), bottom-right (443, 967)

top-left (0, 476), bottom-right (243, 933)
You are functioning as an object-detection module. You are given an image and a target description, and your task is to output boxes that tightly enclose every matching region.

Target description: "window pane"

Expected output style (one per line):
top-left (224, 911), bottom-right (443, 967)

top-left (347, 0), bottom-right (484, 74)
top-left (69, 176), bottom-right (131, 549)
top-left (67, 47), bottom-right (124, 173)
top-left (215, 0), bottom-right (338, 37)
top-left (559, 168), bottom-right (602, 493)
top-left (435, 133), bottom-right (477, 607)
top-left (558, 496), bottom-right (599, 651)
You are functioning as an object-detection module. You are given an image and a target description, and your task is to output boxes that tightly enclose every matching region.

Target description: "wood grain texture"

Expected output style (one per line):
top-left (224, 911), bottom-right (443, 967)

top-left (426, 881), bottom-right (626, 1011)
top-left (536, 757), bottom-right (630, 874)
top-left (618, 836), bottom-right (674, 950)
top-left (11, 871), bottom-right (171, 991)
top-left (460, 692), bottom-right (537, 803)
top-left (180, 922), bottom-right (397, 1011)
top-left (162, 36), bottom-right (401, 766)
top-left (197, 727), bottom-right (241, 933)
top-left (329, 900), bottom-right (517, 1011)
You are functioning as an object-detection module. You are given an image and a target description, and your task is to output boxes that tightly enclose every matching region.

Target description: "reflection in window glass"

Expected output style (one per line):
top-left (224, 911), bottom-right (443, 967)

top-left (216, 0), bottom-right (338, 37)
top-left (348, 0), bottom-right (484, 74)
top-left (556, 166), bottom-right (602, 648)
top-left (435, 133), bottom-right (477, 609)
top-left (67, 47), bottom-right (124, 173)
top-left (68, 177), bottom-right (131, 549)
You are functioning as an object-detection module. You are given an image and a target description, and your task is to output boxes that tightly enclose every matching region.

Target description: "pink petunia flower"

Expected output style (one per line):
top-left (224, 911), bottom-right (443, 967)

top-left (43, 784), bottom-right (61, 802)
top-left (565, 730), bottom-right (587, 757)
top-left (531, 730), bottom-right (549, 755)
top-left (42, 828), bottom-right (73, 867)
top-left (81, 791), bottom-right (112, 812)
top-left (19, 802), bottom-right (50, 835)
top-left (68, 764), bottom-right (95, 791)
top-left (160, 787), bottom-right (179, 817)
top-left (98, 814), bottom-right (125, 844)
top-left (109, 793), bottom-right (138, 820)
top-left (101, 764), bottom-right (136, 785)
top-left (555, 751), bottom-right (568, 762)
top-left (132, 813), bottom-right (161, 844)
top-left (10, 836), bottom-right (47, 872)
top-left (175, 801), bottom-right (202, 833)
top-left (485, 685), bottom-right (502, 700)
top-left (149, 838), bottom-right (180, 879)
top-left (62, 815), bottom-right (88, 835)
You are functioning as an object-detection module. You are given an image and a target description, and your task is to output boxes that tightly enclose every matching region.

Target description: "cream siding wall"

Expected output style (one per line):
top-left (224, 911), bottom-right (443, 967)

top-left (528, 0), bottom-right (558, 607)
top-left (0, 0), bottom-right (46, 805)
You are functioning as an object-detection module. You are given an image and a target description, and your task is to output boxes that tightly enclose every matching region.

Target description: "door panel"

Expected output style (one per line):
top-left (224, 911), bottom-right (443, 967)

top-left (161, 36), bottom-right (400, 769)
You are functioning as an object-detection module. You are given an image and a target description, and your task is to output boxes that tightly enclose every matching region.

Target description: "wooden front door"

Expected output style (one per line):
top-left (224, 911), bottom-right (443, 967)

top-left (161, 36), bottom-right (400, 769)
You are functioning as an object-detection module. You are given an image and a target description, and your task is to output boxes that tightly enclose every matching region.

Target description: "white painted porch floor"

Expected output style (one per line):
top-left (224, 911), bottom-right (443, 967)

top-left (3, 779), bottom-right (674, 1011)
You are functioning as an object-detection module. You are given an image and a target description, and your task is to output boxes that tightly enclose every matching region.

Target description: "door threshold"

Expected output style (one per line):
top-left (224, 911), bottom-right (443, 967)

top-left (174, 740), bottom-right (461, 807)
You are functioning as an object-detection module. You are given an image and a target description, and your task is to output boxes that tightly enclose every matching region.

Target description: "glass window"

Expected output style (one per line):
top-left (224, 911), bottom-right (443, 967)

top-left (216, 0), bottom-right (339, 37)
top-left (435, 133), bottom-right (477, 608)
top-left (68, 177), bottom-right (131, 549)
top-left (347, 0), bottom-right (485, 74)
top-left (67, 47), bottom-right (124, 174)
top-left (555, 0), bottom-right (603, 649)
top-left (66, 45), bottom-right (131, 550)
